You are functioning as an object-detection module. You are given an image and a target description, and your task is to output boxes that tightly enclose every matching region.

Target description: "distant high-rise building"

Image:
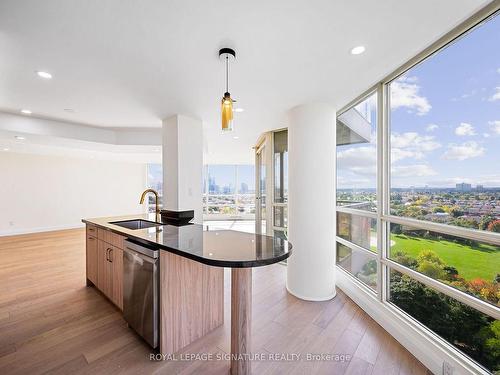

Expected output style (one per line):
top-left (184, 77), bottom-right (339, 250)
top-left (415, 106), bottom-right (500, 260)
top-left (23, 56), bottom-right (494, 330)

top-left (208, 176), bottom-right (219, 194)
top-left (476, 184), bottom-right (484, 192)
top-left (240, 182), bottom-right (249, 194)
top-left (456, 183), bottom-right (472, 192)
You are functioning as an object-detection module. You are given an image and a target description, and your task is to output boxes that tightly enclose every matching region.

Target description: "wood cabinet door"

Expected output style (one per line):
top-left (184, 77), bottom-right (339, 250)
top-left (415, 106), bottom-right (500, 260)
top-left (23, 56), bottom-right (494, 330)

top-left (110, 247), bottom-right (123, 310)
top-left (97, 240), bottom-right (113, 298)
top-left (86, 235), bottom-right (98, 284)
top-left (112, 233), bottom-right (125, 250)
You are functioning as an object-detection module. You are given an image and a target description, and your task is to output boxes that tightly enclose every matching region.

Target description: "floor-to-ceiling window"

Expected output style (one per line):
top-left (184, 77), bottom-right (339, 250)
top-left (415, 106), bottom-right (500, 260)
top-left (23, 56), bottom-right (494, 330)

top-left (146, 163), bottom-right (163, 213)
top-left (146, 163), bottom-right (255, 227)
top-left (336, 10), bottom-right (499, 374)
top-left (203, 164), bottom-right (255, 220)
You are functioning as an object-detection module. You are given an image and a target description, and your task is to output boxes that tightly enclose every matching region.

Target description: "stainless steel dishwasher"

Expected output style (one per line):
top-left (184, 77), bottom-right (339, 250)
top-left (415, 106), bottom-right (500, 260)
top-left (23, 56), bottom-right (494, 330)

top-left (123, 239), bottom-right (159, 348)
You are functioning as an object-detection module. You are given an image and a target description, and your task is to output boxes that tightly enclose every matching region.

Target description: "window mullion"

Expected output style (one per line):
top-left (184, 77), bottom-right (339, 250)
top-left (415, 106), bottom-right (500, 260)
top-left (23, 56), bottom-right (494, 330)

top-left (336, 206), bottom-right (377, 219)
top-left (336, 236), bottom-right (377, 257)
top-left (376, 83), bottom-right (384, 300)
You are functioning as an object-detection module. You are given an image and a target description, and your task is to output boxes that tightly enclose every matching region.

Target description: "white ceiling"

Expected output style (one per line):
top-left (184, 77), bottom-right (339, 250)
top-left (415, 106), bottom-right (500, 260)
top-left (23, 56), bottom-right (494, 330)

top-left (0, 0), bottom-right (490, 164)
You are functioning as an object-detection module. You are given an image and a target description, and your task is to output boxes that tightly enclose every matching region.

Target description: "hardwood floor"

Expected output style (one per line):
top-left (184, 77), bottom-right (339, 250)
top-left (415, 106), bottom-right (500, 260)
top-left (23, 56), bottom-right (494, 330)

top-left (0, 229), bottom-right (430, 375)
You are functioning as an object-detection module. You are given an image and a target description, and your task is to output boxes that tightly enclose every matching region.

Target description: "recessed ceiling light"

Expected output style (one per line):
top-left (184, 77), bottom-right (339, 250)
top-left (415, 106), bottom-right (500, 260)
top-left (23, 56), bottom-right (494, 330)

top-left (234, 108), bottom-right (244, 113)
top-left (2, 148), bottom-right (9, 151)
top-left (35, 70), bottom-right (52, 79)
top-left (350, 46), bottom-right (366, 55)
top-left (15, 136), bottom-right (26, 140)
top-left (20, 109), bottom-right (32, 114)
top-left (233, 136), bottom-right (240, 139)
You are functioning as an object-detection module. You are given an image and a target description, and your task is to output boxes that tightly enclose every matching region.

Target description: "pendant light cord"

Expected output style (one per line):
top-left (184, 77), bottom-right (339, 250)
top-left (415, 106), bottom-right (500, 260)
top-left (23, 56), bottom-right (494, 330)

top-left (225, 55), bottom-right (229, 93)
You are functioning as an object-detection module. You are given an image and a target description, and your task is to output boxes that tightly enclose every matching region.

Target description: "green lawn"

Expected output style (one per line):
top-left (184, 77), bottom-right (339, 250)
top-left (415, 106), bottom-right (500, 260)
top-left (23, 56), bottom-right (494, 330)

top-left (391, 234), bottom-right (499, 281)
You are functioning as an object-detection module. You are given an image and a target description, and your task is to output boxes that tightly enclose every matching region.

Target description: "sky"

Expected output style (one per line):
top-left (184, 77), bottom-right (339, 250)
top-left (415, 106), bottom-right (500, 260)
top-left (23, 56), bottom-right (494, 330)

top-left (338, 13), bottom-right (499, 189)
top-left (206, 165), bottom-right (255, 193)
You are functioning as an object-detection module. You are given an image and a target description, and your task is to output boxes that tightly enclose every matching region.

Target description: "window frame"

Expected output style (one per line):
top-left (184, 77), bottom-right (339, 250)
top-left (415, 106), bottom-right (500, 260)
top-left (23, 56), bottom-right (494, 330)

top-left (335, 4), bottom-right (500, 373)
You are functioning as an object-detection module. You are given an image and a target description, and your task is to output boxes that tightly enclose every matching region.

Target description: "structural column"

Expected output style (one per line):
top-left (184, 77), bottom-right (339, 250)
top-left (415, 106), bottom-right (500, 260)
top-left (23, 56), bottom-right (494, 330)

top-left (286, 103), bottom-right (336, 301)
top-left (162, 114), bottom-right (203, 223)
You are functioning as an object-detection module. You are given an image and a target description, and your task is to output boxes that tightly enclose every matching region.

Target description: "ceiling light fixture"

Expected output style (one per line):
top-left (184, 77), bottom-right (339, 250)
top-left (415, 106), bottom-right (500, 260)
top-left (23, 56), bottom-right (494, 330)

top-left (350, 46), bottom-right (366, 55)
top-left (234, 108), bottom-right (244, 113)
top-left (20, 109), bottom-right (32, 114)
top-left (219, 48), bottom-right (237, 132)
top-left (233, 136), bottom-right (239, 139)
top-left (15, 136), bottom-right (26, 140)
top-left (36, 70), bottom-right (52, 79)
top-left (3, 148), bottom-right (9, 151)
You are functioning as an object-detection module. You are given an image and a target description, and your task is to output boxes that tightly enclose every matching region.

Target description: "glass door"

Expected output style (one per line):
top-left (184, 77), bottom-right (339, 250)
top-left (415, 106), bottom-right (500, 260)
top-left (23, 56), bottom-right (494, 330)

top-left (255, 130), bottom-right (288, 237)
top-left (272, 130), bottom-right (288, 240)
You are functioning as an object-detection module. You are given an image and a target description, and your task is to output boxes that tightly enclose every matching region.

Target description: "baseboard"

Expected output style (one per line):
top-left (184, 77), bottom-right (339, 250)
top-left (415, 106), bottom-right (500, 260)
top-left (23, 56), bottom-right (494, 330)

top-left (286, 283), bottom-right (337, 301)
top-left (0, 223), bottom-right (84, 237)
top-left (336, 268), bottom-right (489, 375)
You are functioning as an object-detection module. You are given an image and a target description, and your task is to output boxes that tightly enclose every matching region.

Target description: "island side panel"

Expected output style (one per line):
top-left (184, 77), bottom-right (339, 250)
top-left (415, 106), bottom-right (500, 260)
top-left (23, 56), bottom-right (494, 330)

top-left (202, 259), bottom-right (224, 334)
top-left (159, 251), bottom-right (224, 354)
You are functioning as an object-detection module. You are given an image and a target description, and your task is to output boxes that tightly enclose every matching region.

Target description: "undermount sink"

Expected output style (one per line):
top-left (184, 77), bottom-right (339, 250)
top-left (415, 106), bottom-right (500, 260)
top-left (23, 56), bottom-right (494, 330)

top-left (109, 219), bottom-right (163, 230)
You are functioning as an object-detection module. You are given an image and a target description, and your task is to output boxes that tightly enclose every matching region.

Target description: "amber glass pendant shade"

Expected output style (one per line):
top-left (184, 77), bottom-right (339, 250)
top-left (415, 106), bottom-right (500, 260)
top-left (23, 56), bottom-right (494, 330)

top-left (221, 92), bottom-right (234, 132)
top-left (219, 48), bottom-right (236, 132)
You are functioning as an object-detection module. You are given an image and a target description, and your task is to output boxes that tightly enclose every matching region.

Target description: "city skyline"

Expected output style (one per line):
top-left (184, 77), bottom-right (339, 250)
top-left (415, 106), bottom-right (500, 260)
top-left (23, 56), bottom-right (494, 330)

top-left (147, 164), bottom-right (258, 195)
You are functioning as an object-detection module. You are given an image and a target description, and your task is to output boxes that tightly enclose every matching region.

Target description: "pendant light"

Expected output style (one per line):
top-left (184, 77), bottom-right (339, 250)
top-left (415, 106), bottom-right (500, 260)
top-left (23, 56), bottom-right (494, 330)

top-left (219, 48), bottom-right (236, 132)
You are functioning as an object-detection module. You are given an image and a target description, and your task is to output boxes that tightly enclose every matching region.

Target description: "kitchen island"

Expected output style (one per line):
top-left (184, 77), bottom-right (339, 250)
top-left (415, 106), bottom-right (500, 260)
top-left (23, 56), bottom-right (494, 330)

top-left (82, 214), bottom-right (292, 375)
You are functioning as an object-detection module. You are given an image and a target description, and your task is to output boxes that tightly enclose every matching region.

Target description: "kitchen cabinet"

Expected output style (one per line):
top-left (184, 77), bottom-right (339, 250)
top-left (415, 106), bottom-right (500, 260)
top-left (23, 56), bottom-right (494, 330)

top-left (87, 224), bottom-right (124, 310)
top-left (97, 240), bottom-right (113, 299)
top-left (110, 246), bottom-right (123, 310)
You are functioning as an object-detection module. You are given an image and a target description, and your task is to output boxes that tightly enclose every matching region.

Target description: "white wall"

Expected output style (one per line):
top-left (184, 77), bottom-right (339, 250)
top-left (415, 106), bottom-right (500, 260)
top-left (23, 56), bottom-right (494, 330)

top-left (0, 152), bottom-right (147, 235)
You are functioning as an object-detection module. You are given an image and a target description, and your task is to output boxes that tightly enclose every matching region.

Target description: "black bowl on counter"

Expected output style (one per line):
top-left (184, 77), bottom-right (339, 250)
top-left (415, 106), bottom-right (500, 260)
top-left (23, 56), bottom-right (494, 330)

top-left (160, 210), bottom-right (195, 225)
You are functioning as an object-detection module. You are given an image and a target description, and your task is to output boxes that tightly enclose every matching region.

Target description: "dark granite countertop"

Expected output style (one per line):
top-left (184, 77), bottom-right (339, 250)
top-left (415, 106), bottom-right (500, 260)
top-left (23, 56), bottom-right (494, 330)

top-left (82, 214), bottom-right (292, 268)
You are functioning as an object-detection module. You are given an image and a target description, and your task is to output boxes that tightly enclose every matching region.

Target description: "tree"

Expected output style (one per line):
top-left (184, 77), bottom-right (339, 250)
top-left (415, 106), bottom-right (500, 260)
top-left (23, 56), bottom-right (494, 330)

top-left (449, 206), bottom-right (464, 218)
top-left (391, 224), bottom-right (403, 234)
top-left (487, 219), bottom-right (500, 233)
top-left (418, 260), bottom-right (445, 279)
top-left (443, 266), bottom-right (459, 281)
top-left (389, 273), bottom-right (497, 372)
top-left (479, 215), bottom-right (494, 230)
top-left (392, 250), bottom-right (418, 269)
top-left (416, 250), bottom-right (444, 266)
top-left (474, 320), bottom-right (500, 373)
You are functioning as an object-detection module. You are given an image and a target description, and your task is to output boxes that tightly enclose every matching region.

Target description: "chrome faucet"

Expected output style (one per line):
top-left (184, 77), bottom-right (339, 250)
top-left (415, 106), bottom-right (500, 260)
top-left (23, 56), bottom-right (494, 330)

top-left (140, 189), bottom-right (161, 223)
